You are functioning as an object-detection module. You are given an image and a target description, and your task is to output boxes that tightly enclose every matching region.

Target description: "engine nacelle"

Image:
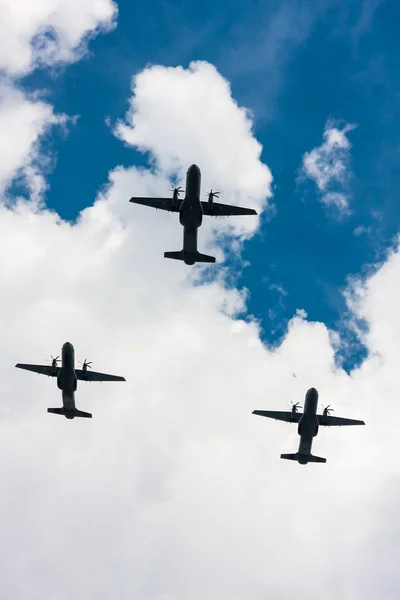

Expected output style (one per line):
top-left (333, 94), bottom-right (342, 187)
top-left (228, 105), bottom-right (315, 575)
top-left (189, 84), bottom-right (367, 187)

top-left (206, 190), bottom-right (219, 214)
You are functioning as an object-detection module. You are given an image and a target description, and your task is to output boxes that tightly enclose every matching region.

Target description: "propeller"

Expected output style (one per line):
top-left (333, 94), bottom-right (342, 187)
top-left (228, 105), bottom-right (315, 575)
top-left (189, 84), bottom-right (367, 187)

top-left (206, 189), bottom-right (220, 200)
top-left (79, 359), bottom-right (93, 371)
top-left (322, 404), bottom-right (334, 416)
top-left (290, 401), bottom-right (302, 413)
top-left (171, 186), bottom-right (184, 196)
top-left (49, 355), bottom-right (60, 365)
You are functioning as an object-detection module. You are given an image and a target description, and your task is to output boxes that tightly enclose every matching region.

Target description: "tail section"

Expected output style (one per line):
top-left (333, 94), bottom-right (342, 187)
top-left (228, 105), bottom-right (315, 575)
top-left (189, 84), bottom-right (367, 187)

top-left (47, 407), bottom-right (92, 419)
top-left (164, 250), bottom-right (215, 265)
top-left (280, 452), bottom-right (326, 464)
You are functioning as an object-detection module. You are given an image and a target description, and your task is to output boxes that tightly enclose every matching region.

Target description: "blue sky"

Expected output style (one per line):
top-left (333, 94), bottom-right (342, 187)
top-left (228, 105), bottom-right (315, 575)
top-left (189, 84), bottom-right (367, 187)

top-left (20, 0), bottom-right (399, 372)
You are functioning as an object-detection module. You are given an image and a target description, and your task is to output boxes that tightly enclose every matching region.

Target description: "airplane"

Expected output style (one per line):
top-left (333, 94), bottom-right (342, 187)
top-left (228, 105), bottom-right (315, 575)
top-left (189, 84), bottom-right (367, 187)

top-left (15, 342), bottom-right (126, 419)
top-left (129, 164), bottom-right (257, 265)
top-left (252, 387), bottom-right (365, 464)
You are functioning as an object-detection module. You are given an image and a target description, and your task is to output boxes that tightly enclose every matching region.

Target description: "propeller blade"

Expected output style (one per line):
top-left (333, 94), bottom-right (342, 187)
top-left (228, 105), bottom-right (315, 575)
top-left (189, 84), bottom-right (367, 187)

top-left (171, 186), bottom-right (183, 195)
top-left (79, 359), bottom-right (93, 369)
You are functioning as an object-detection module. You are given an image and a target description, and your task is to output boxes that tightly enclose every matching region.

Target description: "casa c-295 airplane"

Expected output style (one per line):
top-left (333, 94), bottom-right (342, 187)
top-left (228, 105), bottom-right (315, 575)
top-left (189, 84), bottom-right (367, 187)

top-left (253, 387), bottom-right (365, 464)
top-left (15, 342), bottom-right (126, 419)
top-left (129, 164), bottom-right (257, 265)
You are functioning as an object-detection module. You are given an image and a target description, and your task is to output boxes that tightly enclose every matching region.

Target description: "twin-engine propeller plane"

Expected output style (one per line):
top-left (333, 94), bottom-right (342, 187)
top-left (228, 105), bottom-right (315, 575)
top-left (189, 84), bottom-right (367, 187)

top-left (253, 387), bottom-right (365, 464)
top-left (129, 164), bottom-right (257, 265)
top-left (15, 342), bottom-right (126, 419)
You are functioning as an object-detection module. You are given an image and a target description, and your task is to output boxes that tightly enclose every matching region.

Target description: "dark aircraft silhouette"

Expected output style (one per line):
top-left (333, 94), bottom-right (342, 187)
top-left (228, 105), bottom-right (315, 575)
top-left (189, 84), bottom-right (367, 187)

top-left (129, 164), bottom-right (257, 265)
top-left (253, 387), bottom-right (365, 464)
top-left (16, 342), bottom-right (126, 419)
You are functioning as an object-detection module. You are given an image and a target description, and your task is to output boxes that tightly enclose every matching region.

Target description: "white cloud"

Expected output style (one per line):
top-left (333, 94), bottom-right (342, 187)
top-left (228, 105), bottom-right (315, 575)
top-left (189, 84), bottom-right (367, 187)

top-left (354, 224), bottom-right (372, 236)
top-left (114, 61), bottom-right (272, 241)
top-left (0, 0), bottom-right (117, 77)
top-left (0, 0), bottom-right (117, 202)
top-left (0, 83), bottom-right (70, 194)
top-left (1, 170), bottom-right (399, 599)
top-left (0, 53), bottom-right (400, 600)
top-left (301, 118), bottom-right (357, 213)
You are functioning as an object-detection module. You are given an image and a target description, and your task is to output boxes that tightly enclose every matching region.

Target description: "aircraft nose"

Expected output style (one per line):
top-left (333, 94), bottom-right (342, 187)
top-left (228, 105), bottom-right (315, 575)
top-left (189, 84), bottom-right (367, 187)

top-left (188, 164), bottom-right (200, 175)
top-left (63, 342), bottom-right (73, 350)
top-left (307, 387), bottom-right (318, 399)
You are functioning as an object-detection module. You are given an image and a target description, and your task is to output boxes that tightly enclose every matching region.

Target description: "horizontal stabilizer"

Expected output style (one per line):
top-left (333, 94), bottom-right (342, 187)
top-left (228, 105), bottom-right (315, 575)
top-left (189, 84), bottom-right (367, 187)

top-left (47, 407), bottom-right (92, 419)
top-left (47, 408), bottom-right (65, 416)
top-left (164, 250), bottom-right (216, 264)
top-left (308, 454), bottom-right (326, 463)
top-left (280, 453), bottom-right (299, 461)
top-left (280, 453), bottom-right (327, 464)
top-left (74, 409), bottom-right (92, 419)
top-left (195, 252), bottom-right (216, 263)
top-left (164, 250), bottom-right (185, 261)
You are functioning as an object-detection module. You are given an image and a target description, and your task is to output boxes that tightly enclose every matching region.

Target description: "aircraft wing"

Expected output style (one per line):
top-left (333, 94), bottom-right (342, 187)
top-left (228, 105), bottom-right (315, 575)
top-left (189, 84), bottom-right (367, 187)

top-left (129, 197), bottom-right (181, 212)
top-left (75, 369), bottom-right (126, 382)
top-left (15, 363), bottom-right (59, 377)
top-left (317, 415), bottom-right (365, 427)
top-left (201, 200), bottom-right (257, 217)
top-left (252, 410), bottom-right (302, 423)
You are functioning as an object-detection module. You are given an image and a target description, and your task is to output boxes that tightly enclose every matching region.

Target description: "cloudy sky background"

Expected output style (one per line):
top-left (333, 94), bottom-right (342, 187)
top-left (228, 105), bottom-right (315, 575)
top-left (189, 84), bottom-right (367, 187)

top-left (1, 0), bottom-right (399, 598)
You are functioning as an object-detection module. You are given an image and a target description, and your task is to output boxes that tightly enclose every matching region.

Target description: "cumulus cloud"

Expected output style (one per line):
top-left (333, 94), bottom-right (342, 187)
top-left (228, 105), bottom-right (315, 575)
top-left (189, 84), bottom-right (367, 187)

top-left (0, 0), bottom-right (117, 201)
top-left (301, 118), bottom-right (357, 214)
top-left (0, 0), bottom-right (117, 77)
top-left (1, 164), bottom-right (399, 600)
top-left (0, 6), bottom-right (399, 598)
top-left (0, 83), bottom-right (71, 194)
top-left (0, 49), bottom-right (400, 600)
top-left (114, 61), bottom-right (272, 240)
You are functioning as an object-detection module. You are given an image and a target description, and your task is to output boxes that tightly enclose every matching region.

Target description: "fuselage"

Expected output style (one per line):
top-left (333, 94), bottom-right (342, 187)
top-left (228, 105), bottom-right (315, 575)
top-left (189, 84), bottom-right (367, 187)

top-left (56, 342), bottom-right (77, 418)
top-left (179, 164), bottom-right (202, 227)
top-left (296, 387), bottom-right (319, 464)
top-left (178, 164), bottom-right (203, 265)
